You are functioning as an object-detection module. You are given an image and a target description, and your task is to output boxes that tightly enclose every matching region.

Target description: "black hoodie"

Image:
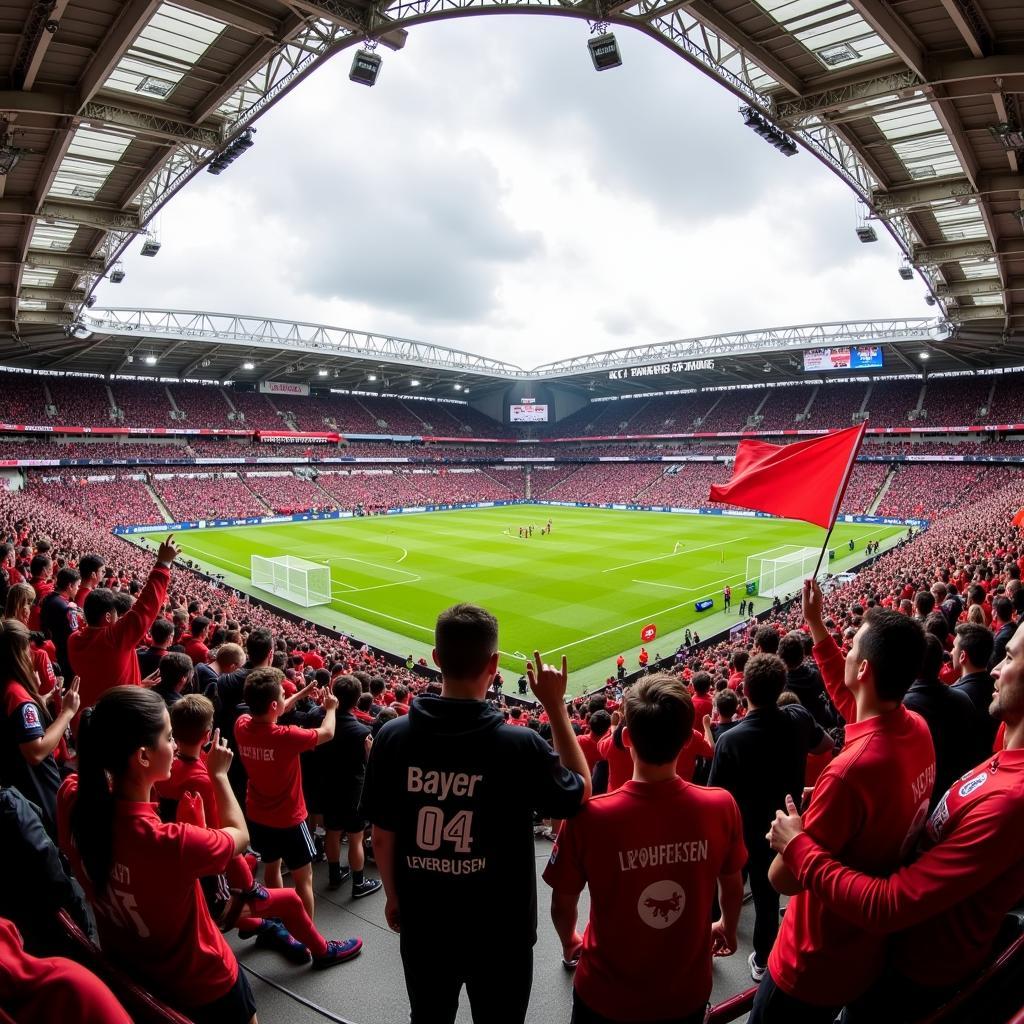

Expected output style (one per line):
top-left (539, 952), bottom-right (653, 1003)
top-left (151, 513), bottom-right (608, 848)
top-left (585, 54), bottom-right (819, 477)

top-left (360, 694), bottom-right (584, 945)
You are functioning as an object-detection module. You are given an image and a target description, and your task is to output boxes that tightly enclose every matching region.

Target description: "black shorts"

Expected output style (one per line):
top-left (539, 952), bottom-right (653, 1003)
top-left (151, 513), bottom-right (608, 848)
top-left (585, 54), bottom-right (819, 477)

top-left (323, 801), bottom-right (367, 835)
top-left (186, 969), bottom-right (256, 1024)
top-left (248, 819), bottom-right (316, 870)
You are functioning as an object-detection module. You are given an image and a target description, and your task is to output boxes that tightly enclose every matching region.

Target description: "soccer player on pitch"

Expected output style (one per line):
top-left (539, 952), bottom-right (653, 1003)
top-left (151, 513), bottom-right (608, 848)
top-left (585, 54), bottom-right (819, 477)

top-left (544, 673), bottom-right (746, 1024)
top-left (748, 579), bottom-right (936, 1023)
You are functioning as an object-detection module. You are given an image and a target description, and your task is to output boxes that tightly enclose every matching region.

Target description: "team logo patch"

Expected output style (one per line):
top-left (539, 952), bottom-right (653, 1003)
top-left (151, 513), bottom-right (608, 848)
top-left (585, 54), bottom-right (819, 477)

top-left (637, 880), bottom-right (685, 930)
top-left (21, 704), bottom-right (39, 728)
top-left (958, 772), bottom-right (988, 798)
top-left (548, 843), bottom-right (558, 867)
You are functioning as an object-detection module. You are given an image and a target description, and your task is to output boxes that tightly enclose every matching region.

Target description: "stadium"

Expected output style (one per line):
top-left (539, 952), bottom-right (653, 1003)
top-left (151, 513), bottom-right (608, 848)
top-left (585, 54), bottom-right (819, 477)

top-left (1, 1), bottom-right (1024, 1023)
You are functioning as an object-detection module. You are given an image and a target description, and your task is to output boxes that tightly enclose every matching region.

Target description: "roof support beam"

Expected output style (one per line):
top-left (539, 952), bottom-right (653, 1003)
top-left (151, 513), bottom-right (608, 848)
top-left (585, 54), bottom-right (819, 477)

top-left (172, 0), bottom-right (282, 37)
top-left (913, 238), bottom-right (995, 263)
top-left (285, 0), bottom-right (407, 50)
top-left (772, 69), bottom-right (922, 124)
top-left (23, 249), bottom-right (106, 274)
top-left (79, 100), bottom-right (222, 149)
top-left (929, 54), bottom-right (1024, 86)
top-left (11, 0), bottom-right (71, 90)
top-left (847, 0), bottom-right (926, 79)
top-left (0, 198), bottom-right (143, 232)
top-left (16, 310), bottom-right (75, 325)
top-left (680, 0), bottom-right (804, 96)
top-left (75, 0), bottom-right (163, 107)
top-left (948, 305), bottom-right (1005, 323)
top-left (181, 344), bottom-right (222, 378)
top-left (21, 285), bottom-right (86, 302)
top-left (935, 278), bottom-right (1004, 298)
top-left (44, 336), bottom-right (109, 369)
top-left (872, 173), bottom-right (1024, 213)
top-left (937, 0), bottom-right (991, 58)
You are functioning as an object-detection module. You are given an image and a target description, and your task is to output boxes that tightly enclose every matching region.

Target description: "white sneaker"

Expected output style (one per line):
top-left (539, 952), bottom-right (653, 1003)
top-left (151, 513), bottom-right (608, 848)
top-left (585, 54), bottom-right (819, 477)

top-left (748, 951), bottom-right (766, 983)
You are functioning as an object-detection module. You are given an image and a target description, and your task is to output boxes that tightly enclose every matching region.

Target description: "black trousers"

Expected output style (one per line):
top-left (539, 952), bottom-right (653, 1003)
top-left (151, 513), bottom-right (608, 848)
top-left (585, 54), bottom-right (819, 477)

top-left (401, 935), bottom-right (533, 1024)
top-left (572, 990), bottom-right (705, 1024)
top-left (748, 969), bottom-right (840, 1024)
top-left (747, 849), bottom-right (781, 967)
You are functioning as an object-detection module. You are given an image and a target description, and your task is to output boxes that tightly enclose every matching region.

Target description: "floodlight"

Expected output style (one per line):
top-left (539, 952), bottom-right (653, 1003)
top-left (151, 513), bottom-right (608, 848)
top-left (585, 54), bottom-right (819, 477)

top-left (454, 383), bottom-right (461, 390)
top-left (350, 50), bottom-right (382, 86)
top-left (899, 262), bottom-right (914, 280)
top-left (739, 107), bottom-right (797, 157)
top-left (856, 225), bottom-right (878, 243)
top-left (144, 355), bottom-right (157, 365)
top-left (85, 295), bottom-right (97, 307)
top-left (410, 379), bottom-right (421, 387)
top-left (919, 352), bottom-right (930, 360)
top-left (140, 238), bottom-right (161, 257)
top-left (207, 130), bottom-right (256, 175)
top-left (243, 361), bottom-right (255, 370)
top-left (989, 123), bottom-right (1024, 151)
top-left (925, 295), bottom-right (937, 306)
top-left (588, 33), bottom-right (622, 71)
top-left (463, 388), bottom-right (470, 394)
top-left (367, 374), bottom-right (377, 381)
top-left (109, 265), bottom-right (125, 283)
top-left (318, 369), bottom-right (329, 376)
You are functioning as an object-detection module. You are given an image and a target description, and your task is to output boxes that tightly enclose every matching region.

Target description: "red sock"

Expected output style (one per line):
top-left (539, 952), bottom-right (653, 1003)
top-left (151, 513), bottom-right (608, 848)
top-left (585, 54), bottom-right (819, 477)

top-left (243, 888), bottom-right (328, 957)
top-left (226, 855), bottom-right (254, 892)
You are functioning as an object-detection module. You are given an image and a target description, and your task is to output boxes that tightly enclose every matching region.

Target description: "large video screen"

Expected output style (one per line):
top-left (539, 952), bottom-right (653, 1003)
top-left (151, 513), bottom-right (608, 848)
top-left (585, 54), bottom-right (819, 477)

top-left (510, 404), bottom-right (549, 423)
top-left (802, 345), bottom-right (883, 372)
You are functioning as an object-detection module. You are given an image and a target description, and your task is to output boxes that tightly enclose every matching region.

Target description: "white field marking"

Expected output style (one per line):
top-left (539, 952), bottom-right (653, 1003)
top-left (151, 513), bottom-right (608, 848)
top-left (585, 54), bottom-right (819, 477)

top-left (341, 576), bottom-right (422, 595)
top-left (601, 536), bottom-right (749, 574)
top-left (395, 548), bottom-right (408, 564)
top-left (326, 555), bottom-right (419, 578)
top-left (632, 579), bottom-right (690, 591)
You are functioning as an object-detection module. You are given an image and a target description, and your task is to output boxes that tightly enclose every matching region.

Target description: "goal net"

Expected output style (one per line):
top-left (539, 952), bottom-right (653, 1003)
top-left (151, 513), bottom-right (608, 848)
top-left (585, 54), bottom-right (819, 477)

top-left (251, 555), bottom-right (332, 608)
top-left (745, 546), bottom-right (823, 599)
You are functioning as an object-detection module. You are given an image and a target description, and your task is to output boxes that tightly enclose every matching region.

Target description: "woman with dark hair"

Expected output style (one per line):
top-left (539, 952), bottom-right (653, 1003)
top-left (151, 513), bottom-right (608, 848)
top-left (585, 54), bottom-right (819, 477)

top-left (58, 686), bottom-right (258, 1024)
top-left (0, 618), bottom-right (79, 835)
top-left (5, 581), bottom-right (60, 695)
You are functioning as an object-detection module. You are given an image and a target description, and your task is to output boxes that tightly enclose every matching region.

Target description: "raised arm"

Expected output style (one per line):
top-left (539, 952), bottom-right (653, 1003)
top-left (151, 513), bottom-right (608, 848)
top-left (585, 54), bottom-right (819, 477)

top-left (528, 652), bottom-right (592, 800)
top-left (803, 579), bottom-right (856, 724)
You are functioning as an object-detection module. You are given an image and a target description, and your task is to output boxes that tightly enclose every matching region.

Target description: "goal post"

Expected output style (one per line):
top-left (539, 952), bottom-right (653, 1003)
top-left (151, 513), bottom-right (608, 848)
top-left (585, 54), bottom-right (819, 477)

top-left (745, 546), bottom-right (824, 599)
top-left (251, 554), bottom-right (332, 608)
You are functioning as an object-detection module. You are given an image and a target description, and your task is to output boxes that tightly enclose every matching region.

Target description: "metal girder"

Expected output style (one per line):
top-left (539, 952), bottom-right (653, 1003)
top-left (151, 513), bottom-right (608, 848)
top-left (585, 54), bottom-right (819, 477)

top-left (24, 249), bottom-right (106, 273)
top-left (935, 278), bottom-right (1003, 298)
top-left (913, 239), bottom-right (994, 264)
top-left (76, 0), bottom-right (163, 107)
top-left (16, 310), bottom-right (75, 324)
top-left (948, 305), bottom-right (1005, 323)
top-left (173, 0), bottom-right (283, 37)
top-left (286, 0), bottom-right (408, 50)
top-left (11, 0), bottom-right (70, 90)
top-left (38, 199), bottom-right (143, 232)
top-left (938, 0), bottom-right (991, 58)
top-left (181, 344), bottom-right (222, 378)
top-left (0, 89), bottom-right (75, 116)
top-left (848, 0), bottom-right (926, 78)
top-left (21, 286), bottom-right (86, 302)
top-left (79, 100), bottom-right (223, 150)
top-left (872, 174), bottom-right (1024, 213)
top-left (771, 69), bottom-right (922, 125)
top-left (930, 54), bottom-right (1024, 86)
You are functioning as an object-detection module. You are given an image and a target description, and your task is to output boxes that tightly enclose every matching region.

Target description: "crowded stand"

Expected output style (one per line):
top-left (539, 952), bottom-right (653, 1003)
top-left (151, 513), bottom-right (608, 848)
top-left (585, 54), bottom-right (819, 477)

top-left (109, 380), bottom-right (175, 425)
top-left (755, 385), bottom-right (817, 430)
top-left (876, 463), bottom-right (1024, 519)
top-left (803, 381), bottom-right (867, 426)
top-left (533, 462), bottom-right (666, 503)
top-left (153, 474), bottom-right (269, 520)
top-left (241, 473), bottom-right (334, 514)
top-left (46, 376), bottom-right (111, 427)
top-left (225, 389), bottom-right (291, 430)
top-left (23, 473), bottom-right (164, 528)
top-left (168, 384), bottom-right (234, 426)
top-left (836, 462), bottom-right (889, 514)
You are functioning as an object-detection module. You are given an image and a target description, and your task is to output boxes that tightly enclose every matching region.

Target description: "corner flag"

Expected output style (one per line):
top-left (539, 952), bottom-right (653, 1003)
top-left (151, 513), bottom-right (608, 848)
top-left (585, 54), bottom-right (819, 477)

top-left (709, 422), bottom-right (867, 530)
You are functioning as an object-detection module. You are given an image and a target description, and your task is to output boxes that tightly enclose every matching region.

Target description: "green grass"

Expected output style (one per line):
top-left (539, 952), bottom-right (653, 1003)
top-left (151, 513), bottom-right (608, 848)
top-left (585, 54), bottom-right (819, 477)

top-left (143, 506), bottom-right (904, 692)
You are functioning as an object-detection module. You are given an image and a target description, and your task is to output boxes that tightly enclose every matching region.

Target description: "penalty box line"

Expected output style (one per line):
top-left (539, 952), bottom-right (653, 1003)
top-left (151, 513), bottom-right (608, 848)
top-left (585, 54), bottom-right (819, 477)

top-left (601, 536), bottom-right (750, 574)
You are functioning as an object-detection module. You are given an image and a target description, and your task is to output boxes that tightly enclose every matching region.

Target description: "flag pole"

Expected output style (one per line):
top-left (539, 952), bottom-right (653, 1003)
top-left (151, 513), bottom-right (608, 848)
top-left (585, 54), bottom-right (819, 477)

top-left (810, 420), bottom-right (868, 581)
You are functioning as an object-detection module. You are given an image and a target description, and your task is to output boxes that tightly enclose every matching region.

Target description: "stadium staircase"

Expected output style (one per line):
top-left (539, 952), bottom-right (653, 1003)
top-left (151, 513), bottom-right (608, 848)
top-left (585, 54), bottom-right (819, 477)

top-left (309, 473), bottom-right (341, 506)
top-left (219, 387), bottom-right (238, 414)
top-left (633, 468), bottom-right (670, 503)
top-left (868, 465), bottom-right (899, 515)
top-left (144, 481), bottom-right (173, 523)
top-left (240, 474), bottom-right (273, 512)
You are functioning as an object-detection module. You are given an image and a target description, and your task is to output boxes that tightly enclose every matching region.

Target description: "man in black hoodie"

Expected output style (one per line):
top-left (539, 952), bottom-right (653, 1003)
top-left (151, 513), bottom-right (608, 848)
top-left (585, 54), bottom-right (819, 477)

top-left (361, 603), bottom-right (590, 1024)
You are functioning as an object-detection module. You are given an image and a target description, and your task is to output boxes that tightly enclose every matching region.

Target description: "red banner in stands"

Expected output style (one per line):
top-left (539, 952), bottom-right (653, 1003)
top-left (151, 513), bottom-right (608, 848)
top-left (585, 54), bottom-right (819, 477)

top-left (255, 431), bottom-right (341, 443)
top-left (641, 623), bottom-right (657, 643)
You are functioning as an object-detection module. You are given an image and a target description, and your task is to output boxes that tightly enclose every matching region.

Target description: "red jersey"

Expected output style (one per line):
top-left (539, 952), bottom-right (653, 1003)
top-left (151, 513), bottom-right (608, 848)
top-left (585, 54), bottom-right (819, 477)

top-left (544, 777), bottom-right (746, 1020)
top-left (577, 732), bottom-right (604, 772)
top-left (768, 636), bottom-right (936, 1006)
top-left (0, 916), bottom-right (131, 1024)
top-left (234, 715), bottom-right (318, 827)
top-left (785, 748), bottom-right (1024, 989)
top-left (68, 566), bottom-right (169, 720)
top-left (302, 650), bottom-right (324, 670)
top-left (57, 777), bottom-right (237, 1008)
top-left (691, 694), bottom-right (713, 726)
top-left (598, 729), bottom-right (714, 792)
top-left (154, 753), bottom-right (219, 827)
top-left (32, 647), bottom-right (57, 696)
top-left (180, 634), bottom-right (209, 666)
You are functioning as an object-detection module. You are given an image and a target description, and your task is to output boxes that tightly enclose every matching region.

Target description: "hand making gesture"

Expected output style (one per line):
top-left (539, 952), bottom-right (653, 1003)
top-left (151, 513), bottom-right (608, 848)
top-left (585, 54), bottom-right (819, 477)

top-left (527, 650), bottom-right (568, 710)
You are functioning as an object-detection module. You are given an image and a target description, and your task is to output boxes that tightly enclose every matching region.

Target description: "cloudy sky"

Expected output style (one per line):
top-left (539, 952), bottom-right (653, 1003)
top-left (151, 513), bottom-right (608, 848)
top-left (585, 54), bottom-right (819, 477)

top-left (103, 17), bottom-right (926, 370)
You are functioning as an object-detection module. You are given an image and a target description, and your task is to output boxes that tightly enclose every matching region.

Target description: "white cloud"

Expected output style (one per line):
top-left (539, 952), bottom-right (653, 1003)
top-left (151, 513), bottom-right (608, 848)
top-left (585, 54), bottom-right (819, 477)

top-left (104, 17), bottom-right (927, 368)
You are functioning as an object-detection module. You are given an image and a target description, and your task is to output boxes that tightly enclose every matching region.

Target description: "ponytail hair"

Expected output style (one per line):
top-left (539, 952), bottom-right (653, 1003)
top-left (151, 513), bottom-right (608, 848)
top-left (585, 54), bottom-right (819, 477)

top-left (71, 687), bottom-right (166, 895)
top-left (0, 618), bottom-right (49, 725)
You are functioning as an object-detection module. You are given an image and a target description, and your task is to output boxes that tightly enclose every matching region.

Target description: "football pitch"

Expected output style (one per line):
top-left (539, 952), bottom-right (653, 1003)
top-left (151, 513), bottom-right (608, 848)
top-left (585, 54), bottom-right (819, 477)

top-left (141, 506), bottom-right (904, 691)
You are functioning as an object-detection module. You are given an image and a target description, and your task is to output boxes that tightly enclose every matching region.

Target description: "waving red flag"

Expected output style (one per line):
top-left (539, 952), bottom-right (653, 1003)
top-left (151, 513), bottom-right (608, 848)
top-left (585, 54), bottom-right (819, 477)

top-left (709, 422), bottom-right (867, 529)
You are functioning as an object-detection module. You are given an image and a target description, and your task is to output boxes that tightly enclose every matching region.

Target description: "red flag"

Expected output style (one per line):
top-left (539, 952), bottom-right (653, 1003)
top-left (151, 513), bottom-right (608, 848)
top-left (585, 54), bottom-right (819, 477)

top-left (709, 422), bottom-right (867, 530)
top-left (1012, 508), bottom-right (1024, 529)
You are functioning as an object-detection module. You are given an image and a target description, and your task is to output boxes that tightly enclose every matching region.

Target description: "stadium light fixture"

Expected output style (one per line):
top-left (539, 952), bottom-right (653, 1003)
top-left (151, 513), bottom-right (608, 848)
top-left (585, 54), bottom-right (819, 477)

top-left (318, 369), bottom-right (329, 376)
top-left (367, 374), bottom-right (377, 382)
top-left (207, 129), bottom-right (256, 175)
top-left (410, 379), bottom-right (421, 387)
top-left (454, 383), bottom-right (462, 390)
top-left (919, 352), bottom-right (930, 360)
top-left (739, 107), bottom-right (798, 157)
top-left (899, 260), bottom-right (914, 280)
top-left (588, 31), bottom-right (622, 71)
top-left (925, 295), bottom-right (937, 306)
top-left (989, 123), bottom-right (1024, 151)
top-left (109, 264), bottom-right (125, 283)
top-left (856, 225), bottom-right (878, 243)
top-left (463, 388), bottom-right (470, 394)
top-left (144, 355), bottom-right (157, 365)
top-left (350, 47), bottom-right (382, 87)
top-left (242, 361), bottom-right (254, 370)
top-left (140, 238), bottom-right (161, 257)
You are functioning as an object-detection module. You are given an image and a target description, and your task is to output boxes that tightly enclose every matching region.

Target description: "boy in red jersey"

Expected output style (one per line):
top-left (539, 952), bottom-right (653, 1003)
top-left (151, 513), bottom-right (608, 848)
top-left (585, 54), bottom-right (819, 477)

top-left (545, 673), bottom-right (746, 1024)
top-left (234, 666), bottom-right (337, 918)
top-left (748, 580), bottom-right (936, 1024)
top-left (768, 618), bottom-right (1024, 1022)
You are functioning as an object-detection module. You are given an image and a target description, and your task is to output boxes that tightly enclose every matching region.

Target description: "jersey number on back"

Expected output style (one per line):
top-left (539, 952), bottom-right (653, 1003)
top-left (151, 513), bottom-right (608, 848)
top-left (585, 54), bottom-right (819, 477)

top-left (416, 807), bottom-right (474, 854)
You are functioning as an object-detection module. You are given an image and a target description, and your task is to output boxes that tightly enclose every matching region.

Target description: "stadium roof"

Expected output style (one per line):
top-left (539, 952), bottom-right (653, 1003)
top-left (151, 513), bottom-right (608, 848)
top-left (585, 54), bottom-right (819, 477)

top-left (1, 307), bottom-right (1021, 396)
top-left (1, 0), bottom-right (1022, 355)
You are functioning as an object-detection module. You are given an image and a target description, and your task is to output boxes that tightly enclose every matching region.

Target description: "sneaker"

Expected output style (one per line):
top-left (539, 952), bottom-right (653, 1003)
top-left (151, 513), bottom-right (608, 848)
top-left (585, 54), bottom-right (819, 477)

top-left (352, 878), bottom-right (382, 900)
top-left (312, 937), bottom-right (363, 970)
top-left (313, 833), bottom-right (326, 864)
top-left (327, 866), bottom-right (352, 891)
top-left (748, 951), bottom-right (766, 983)
top-left (253, 920), bottom-right (312, 965)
